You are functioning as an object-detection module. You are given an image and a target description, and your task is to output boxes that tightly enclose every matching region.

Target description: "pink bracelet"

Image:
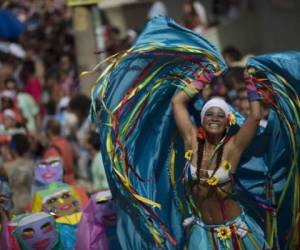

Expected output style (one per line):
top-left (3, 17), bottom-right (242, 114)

top-left (192, 72), bottom-right (215, 91)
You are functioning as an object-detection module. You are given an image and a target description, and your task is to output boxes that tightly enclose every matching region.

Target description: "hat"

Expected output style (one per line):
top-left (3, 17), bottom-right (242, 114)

top-left (200, 97), bottom-right (230, 124)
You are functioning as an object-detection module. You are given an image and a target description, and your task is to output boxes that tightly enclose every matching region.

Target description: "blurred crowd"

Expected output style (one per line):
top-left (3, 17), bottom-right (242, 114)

top-left (0, 2), bottom-right (119, 248)
top-left (207, 46), bottom-right (269, 123)
top-left (0, 0), bottom-right (262, 242)
top-left (0, 0), bottom-right (112, 221)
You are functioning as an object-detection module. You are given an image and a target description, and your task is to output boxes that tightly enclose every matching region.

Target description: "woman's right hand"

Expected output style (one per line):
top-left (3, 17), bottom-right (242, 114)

top-left (191, 69), bottom-right (224, 91)
top-left (172, 91), bottom-right (198, 151)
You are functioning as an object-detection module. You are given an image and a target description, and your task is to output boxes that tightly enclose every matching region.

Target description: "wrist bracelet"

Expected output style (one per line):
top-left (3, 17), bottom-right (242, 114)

top-left (182, 84), bottom-right (198, 98)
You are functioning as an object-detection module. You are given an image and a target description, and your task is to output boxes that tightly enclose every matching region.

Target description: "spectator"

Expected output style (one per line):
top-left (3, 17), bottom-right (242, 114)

top-left (222, 66), bottom-right (245, 105)
top-left (0, 90), bottom-right (23, 125)
top-left (86, 131), bottom-right (109, 191)
top-left (58, 54), bottom-right (76, 96)
top-left (183, 0), bottom-right (208, 35)
top-left (222, 46), bottom-right (242, 67)
top-left (2, 109), bottom-right (17, 130)
top-left (211, 75), bottom-right (228, 99)
top-left (213, 0), bottom-right (231, 18)
top-left (20, 60), bottom-right (42, 104)
top-left (0, 90), bottom-right (17, 111)
top-left (24, 42), bottom-right (45, 86)
top-left (68, 95), bottom-right (90, 180)
top-left (43, 72), bottom-right (64, 111)
top-left (68, 94), bottom-right (90, 144)
top-left (0, 58), bottom-right (15, 90)
top-left (4, 78), bottom-right (40, 135)
top-left (44, 119), bottom-right (76, 184)
top-left (105, 26), bottom-right (122, 56)
top-left (212, 0), bottom-right (251, 23)
top-left (239, 98), bottom-right (250, 116)
top-left (223, 67), bottom-right (245, 90)
top-left (2, 133), bottom-right (34, 215)
top-left (236, 87), bottom-right (248, 114)
top-left (56, 96), bottom-right (77, 138)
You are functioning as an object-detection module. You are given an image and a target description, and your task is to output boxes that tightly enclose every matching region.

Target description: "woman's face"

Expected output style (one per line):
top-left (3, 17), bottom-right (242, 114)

top-left (202, 107), bottom-right (227, 135)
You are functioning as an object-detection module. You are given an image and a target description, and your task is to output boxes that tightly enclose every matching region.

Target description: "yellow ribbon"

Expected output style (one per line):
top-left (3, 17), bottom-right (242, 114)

top-left (114, 168), bottom-right (161, 209)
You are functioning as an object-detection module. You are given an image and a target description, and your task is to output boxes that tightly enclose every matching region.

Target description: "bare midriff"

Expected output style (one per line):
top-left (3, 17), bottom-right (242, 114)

top-left (192, 183), bottom-right (241, 224)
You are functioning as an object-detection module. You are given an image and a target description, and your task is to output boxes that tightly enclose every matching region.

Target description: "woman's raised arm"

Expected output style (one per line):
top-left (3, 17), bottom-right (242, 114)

top-left (231, 75), bottom-right (262, 158)
top-left (172, 71), bottom-right (220, 150)
top-left (172, 91), bottom-right (197, 151)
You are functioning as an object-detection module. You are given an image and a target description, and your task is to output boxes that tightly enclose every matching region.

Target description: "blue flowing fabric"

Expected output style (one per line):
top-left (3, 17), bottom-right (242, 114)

top-left (91, 16), bottom-right (226, 249)
top-left (91, 16), bottom-right (300, 249)
top-left (56, 223), bottom-right (78, 250)
top-left (243, 52), bottom-right (300, 249)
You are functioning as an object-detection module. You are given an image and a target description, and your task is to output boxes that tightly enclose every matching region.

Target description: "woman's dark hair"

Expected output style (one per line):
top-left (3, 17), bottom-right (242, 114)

top-left (9, 133), bottom-right (30, 156)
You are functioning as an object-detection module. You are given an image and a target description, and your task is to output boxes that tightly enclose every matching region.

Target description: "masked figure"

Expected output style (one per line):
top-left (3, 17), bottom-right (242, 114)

top-left (55, 212), bottom-right (81, 250)
top-left (34, 159), bottom-right (63, 186)
top-left (31, 158), bottom-right (63, 197)
top-left (31, 183), bottom-right (82, 249)
top-left (31, 158), bottom-right (88, 208)
top-left (12, 212), bottom-right (63, 250)
top-left (75, 190), bottom-right (121, 250)
top-left (32, 182), bottom-right (80, 217)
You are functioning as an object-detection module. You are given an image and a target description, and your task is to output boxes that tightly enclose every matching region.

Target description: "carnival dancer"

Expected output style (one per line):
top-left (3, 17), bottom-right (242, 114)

top-left (10, 212), bottom-right (64, 250)
top-left (31, 182), bottom-right (82, 249)
top-left (89, 16), bottom-right (300, 249)
top-left (172, 75), bottom-right (267, 248)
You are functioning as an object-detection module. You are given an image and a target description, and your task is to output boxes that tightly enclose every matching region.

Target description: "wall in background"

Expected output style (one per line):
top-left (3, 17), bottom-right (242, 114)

top-left (100, 0), bottom-right (300, 54)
